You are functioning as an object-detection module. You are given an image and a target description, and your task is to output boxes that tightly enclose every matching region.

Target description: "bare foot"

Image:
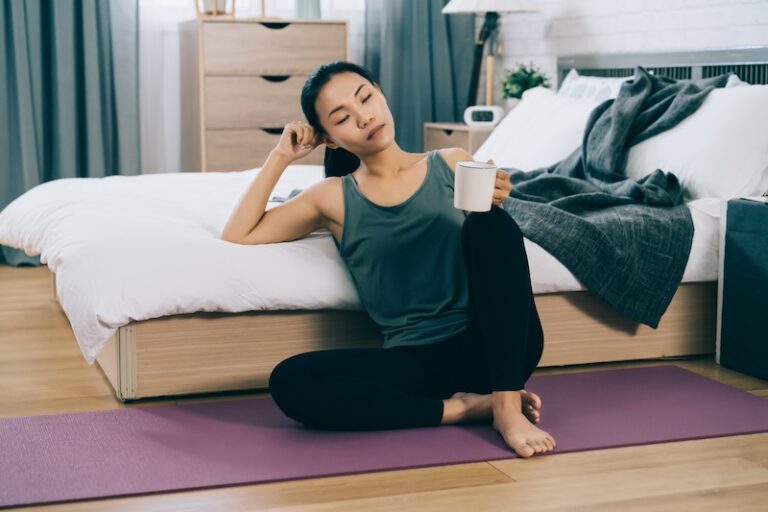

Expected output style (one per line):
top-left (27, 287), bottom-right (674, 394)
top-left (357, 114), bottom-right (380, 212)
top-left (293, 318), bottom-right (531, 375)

top-left (451, 389), bottom-right (542, 424)
top-left (491, 391), bottom-right (556, 458)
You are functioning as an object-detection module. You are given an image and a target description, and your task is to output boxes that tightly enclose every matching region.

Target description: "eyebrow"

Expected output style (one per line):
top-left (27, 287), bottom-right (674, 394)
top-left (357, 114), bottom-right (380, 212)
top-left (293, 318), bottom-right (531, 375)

top-left (327, 83), bottom-right (368, 119)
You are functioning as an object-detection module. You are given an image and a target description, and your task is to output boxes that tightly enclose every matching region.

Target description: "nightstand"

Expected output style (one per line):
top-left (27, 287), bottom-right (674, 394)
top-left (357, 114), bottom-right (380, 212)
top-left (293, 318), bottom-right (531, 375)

top-left (423, 122), bottom-right (493, 153)
top-left (716, 198), bottom-right (768, 380)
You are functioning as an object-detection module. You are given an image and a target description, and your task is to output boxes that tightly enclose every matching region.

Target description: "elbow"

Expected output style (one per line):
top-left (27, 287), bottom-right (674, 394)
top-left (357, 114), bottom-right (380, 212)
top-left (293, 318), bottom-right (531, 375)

top-left (220, 231), bottom-right (241, 244)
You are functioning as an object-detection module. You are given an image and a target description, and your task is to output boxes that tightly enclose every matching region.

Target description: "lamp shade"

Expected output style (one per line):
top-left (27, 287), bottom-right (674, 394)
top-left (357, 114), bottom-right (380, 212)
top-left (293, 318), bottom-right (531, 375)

top-left (441, 0), bottom-right (538, 14)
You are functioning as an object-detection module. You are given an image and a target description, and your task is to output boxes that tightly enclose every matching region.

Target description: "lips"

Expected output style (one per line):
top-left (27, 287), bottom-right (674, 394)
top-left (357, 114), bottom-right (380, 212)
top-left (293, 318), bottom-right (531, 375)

top-left (367, 123), bottom-right (385, 140)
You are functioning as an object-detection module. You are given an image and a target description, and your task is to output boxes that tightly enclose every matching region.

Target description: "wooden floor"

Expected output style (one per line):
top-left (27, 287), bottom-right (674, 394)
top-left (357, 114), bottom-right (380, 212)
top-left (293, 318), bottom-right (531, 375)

top-left (2, 264), bottom-right (768, 511)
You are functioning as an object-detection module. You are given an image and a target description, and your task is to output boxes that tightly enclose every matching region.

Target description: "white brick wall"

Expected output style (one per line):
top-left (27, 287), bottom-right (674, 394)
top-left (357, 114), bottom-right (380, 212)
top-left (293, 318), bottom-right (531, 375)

top-left (477, 0), bottom-right (768, 105)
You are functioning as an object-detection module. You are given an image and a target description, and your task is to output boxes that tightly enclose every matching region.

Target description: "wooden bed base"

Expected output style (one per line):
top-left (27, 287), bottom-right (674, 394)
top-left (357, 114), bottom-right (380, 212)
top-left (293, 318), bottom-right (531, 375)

top-left (52, 272), bottom-right (716, 401)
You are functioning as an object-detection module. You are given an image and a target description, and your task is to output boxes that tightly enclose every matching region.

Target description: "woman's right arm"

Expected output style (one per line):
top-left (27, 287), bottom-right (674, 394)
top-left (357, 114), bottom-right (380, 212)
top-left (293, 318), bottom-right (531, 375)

top-left (220, 121), bottom-right (324, 245)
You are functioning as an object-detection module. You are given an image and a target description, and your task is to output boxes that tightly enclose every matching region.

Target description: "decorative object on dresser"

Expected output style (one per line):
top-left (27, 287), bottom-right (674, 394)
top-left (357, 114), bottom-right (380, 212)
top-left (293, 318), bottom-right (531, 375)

top-left (462, 105), bottom-right (506, 127)
top-left (180, 17), bottom-right (348, 172)
top-left (195, 0), bottom-right (236, 17)
top-left (716, 197), bottom-right (768, 381)
top-left (501, 62), bottom-right (550, 110)
top-left (423, 122), bottom-right (493, 153)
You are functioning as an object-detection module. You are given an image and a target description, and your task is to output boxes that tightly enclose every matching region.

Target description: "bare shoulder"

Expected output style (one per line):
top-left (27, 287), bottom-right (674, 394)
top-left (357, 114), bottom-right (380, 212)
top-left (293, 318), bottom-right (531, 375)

top-left (307, 175), bottom-right (344, 228)
top-left (437, 147), bottom-right (475, 173)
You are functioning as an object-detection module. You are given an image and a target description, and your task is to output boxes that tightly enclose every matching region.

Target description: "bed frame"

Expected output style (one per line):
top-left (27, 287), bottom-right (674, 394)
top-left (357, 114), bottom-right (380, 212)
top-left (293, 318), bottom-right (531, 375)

top-left (55, 272), bottom-right (716, 401)
top-left (64, 47), bottom-right (768, 402)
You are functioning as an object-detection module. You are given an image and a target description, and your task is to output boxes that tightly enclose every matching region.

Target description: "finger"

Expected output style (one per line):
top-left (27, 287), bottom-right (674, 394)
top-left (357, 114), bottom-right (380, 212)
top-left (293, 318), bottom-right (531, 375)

top-left (288, 126), bottom-right (300, 146)
top-left (303, 127), bottom-right (313, 146)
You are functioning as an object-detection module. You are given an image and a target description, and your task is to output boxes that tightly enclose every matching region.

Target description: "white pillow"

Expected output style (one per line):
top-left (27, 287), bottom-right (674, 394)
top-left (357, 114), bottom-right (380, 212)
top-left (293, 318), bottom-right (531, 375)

top-left (557, 68), bottom-right (631, 103)
top-left (625, 84), bottom-right (768, 200)
top-left (473, 86), bottom-right (599, 171)
top-left (558, 68), bottom-right (745, 103)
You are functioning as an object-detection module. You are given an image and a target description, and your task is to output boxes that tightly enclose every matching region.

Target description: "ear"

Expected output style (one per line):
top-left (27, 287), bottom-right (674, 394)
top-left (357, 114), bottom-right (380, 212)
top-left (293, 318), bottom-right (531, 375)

top-left (324, 136), bottom-right (340, 150)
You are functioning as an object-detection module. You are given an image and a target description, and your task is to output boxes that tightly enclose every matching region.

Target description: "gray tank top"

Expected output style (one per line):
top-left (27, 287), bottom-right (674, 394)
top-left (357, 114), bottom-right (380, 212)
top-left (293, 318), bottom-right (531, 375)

top-left (332, 149), bottom-right (469, 348)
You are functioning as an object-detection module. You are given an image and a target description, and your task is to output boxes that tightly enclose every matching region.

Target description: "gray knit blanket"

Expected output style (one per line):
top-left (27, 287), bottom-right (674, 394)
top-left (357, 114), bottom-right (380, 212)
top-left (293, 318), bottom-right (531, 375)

top-left (500, 66), bottom-right (731, 328)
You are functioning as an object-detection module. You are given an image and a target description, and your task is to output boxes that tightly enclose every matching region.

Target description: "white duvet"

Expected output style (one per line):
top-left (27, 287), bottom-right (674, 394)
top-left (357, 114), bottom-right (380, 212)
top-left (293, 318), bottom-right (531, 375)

top-left (0, 165), bottom-right (722, 365)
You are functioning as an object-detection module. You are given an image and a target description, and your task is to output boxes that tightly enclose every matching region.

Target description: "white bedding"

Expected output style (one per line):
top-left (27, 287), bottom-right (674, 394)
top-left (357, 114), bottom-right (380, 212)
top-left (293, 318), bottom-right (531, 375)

top-left (0, 165), bottom-right (722, 365)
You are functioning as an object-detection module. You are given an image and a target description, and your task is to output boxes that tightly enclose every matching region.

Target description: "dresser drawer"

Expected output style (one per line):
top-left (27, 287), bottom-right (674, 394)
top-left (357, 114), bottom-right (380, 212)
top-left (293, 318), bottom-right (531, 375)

top-left (205, 75), bottom-right (307, 129)
top-left (206, 129), bottom-right (325, 171)
top-left (203, 21), bottom-right (346, 75)
top-left (425, 126), bottom-right (470, 151)
top-left (423, 122), bottom-right (493, 153)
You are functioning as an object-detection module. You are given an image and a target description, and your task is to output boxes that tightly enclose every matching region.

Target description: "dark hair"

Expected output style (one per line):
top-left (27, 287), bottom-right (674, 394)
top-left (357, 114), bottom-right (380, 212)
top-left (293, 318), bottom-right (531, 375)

top-left (301, 61), bottom-right (382, 178)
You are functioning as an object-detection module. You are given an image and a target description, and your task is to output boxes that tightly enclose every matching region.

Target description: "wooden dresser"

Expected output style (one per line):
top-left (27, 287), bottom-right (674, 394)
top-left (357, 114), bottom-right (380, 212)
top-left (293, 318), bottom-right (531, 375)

top-left (423, 122), bottom-right (494, 154)
top-left (180, 18), bottom-right (348, 172)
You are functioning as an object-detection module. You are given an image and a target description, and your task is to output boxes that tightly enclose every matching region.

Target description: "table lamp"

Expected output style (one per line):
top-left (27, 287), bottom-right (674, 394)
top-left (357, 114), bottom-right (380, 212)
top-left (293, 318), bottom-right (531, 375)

top-left (442, 0), bottom-right (538, 113)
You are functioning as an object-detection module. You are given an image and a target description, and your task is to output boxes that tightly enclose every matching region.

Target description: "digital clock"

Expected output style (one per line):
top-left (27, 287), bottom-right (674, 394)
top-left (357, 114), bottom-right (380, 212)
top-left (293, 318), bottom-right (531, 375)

top-left (463, 105), bottom-right (506, 127)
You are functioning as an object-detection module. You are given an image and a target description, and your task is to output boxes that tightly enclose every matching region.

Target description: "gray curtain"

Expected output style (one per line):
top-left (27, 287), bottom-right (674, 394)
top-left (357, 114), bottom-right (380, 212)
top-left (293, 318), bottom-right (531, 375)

top-left (0, 0), bottom-right (141, 266)
top-left (364, 0), bottom-right (474, 152)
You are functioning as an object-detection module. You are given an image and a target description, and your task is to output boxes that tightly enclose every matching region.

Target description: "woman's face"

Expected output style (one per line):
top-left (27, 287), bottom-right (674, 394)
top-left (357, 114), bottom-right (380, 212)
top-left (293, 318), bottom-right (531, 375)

top-left (315, 72), bottom-right (394, 156)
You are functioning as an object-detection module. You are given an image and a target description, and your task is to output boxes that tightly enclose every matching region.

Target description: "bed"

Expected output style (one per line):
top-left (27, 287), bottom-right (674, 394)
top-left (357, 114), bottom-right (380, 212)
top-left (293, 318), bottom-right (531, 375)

top-left (2, 48), bottom-right (767, 401)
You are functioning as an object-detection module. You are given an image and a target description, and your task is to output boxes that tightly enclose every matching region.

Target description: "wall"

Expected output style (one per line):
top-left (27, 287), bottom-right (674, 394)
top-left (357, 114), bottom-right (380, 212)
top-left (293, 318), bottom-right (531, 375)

top-left (476, 0), bottom-right (768, 104)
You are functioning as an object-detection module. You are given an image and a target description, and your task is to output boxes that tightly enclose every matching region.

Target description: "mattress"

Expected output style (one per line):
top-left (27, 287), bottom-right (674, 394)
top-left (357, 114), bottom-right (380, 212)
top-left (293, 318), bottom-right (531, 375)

top-left (0, 165), bottom-right (722, 365)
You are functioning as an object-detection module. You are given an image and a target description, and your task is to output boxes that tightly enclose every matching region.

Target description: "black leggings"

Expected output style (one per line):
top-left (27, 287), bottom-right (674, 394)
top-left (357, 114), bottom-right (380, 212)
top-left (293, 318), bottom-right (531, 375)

top-left (268, 206), bottom-right (544, 431)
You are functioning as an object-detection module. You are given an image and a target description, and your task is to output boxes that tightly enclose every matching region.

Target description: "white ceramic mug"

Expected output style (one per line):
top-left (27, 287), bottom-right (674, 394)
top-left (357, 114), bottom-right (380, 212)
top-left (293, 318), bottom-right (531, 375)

top-left (454, 161), bottom-right (497, 212)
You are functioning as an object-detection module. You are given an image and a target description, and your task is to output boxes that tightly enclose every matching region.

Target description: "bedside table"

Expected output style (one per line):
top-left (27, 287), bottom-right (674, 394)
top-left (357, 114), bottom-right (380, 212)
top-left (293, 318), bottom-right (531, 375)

top-left (423, 122), bottom-right (494, 153)
top-left (716, 198), bottom-right (768, 380)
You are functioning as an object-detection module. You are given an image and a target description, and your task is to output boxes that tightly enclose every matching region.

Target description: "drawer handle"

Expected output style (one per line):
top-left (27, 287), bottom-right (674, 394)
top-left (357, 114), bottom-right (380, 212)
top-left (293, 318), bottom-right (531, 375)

top-left (261, 128), bottom-right (284, 135)
top-left (260, 75), bottom-right (291, 83)
top-left (259, 22), bottom-right (291, 30)
top-left (442, 129), bottom-right (454, 135)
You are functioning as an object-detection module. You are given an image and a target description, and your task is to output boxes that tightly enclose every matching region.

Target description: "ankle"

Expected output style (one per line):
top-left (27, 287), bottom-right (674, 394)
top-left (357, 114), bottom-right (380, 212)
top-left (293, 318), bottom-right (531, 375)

top-left (491, 390), bottom-right (523, 408)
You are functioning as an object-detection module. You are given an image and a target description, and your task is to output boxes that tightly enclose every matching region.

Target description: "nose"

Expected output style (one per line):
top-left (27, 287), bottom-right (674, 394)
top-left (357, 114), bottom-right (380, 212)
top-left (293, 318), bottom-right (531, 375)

top-left (358, 112), bottom-right (374, 129)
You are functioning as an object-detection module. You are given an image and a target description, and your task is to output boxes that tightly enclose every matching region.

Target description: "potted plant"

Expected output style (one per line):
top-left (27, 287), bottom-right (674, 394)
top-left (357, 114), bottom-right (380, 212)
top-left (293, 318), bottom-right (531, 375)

top-left (501, 63), bottom-right (550, 110)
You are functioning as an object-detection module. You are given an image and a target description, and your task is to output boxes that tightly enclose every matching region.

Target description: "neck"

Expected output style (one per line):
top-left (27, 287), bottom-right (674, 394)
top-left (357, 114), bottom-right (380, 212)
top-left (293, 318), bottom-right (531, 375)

top-left (356, 143), bottom-right (427, 180)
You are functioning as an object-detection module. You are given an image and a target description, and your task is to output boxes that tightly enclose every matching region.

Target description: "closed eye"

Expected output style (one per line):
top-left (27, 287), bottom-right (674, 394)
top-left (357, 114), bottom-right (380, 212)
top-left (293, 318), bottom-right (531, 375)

top-left (336, 94), bottom-right (372, 125)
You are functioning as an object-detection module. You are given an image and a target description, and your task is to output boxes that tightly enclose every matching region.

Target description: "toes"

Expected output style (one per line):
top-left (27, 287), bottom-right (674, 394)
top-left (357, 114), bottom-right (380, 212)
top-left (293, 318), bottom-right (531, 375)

top-left (522, 391), bottom-right (542, 411)
top-left (515, 443), bottom-right (535, 458)
top-left (524, 390), bottom-right (542, 409)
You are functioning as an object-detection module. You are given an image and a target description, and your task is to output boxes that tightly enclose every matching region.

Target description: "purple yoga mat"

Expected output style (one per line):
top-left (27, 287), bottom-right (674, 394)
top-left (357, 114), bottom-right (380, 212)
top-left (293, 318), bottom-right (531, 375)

top-left (2, 364), bottom-right (768, 508)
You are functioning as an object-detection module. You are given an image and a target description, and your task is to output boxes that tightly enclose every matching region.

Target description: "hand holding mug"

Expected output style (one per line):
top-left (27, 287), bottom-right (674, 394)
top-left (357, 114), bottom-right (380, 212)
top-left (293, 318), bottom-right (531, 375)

top-left (454, 158), bottom-right (511, 212)
top-left (489, 159), bottom-right (513, 208)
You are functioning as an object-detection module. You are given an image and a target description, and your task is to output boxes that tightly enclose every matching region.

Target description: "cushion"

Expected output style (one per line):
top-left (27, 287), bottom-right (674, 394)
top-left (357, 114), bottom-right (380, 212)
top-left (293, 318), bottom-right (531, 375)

top-left (557, 68), bottom-right (745, 103)
top-left (557, 68), bottom-right (631, 103)
top-left (624, 83), bottom-right (768, 200)
top-left (473, 86), bottom-right (599, 171)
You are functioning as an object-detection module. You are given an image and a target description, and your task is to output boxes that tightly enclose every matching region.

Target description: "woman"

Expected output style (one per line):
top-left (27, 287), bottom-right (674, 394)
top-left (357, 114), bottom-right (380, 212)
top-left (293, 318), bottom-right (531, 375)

top-left (221, 61), bottom-right (555, 458)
